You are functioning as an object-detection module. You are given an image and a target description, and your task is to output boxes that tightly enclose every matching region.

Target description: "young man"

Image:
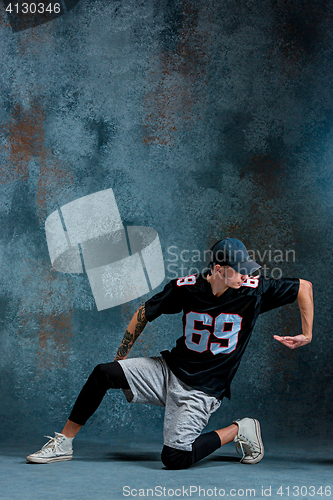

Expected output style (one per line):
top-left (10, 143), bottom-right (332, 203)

top-left (27, 238), bottom-right (313, 469)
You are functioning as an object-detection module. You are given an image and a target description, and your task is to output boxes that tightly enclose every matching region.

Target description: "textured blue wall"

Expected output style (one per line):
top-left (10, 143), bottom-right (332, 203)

top-left (0, 0), bottom-right (332, 443)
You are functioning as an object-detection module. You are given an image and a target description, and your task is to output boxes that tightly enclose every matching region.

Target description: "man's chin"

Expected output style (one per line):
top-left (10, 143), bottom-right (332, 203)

top-left (230, 283), bottom-right (243, 289)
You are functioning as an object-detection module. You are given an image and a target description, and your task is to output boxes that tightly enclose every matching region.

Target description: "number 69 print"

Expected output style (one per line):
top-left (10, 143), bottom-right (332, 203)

top-left (184, 311), bottom-right (242, 354)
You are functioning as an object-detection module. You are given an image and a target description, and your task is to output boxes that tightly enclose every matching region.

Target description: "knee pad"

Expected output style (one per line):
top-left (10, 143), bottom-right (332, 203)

top-left (91, 362), bottom-right (129, 390)
top-left (161, 445), bottom-right (193, 470)
top-left (89, 364), bottom-right (114, 393)
top-left (92, 364), bottom-right (105, 380)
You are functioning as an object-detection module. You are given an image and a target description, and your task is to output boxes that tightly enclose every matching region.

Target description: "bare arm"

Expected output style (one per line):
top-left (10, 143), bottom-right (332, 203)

top-left (114, 305), bottom-right (148, 361)
top-left (274, 279), bottom-right (313, 349)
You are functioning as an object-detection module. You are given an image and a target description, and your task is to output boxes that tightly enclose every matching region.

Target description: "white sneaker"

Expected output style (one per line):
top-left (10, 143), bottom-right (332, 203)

top-left (26, 432), bottom-right (73, 463)
top-left (233, 418), bottom-right (264, 464)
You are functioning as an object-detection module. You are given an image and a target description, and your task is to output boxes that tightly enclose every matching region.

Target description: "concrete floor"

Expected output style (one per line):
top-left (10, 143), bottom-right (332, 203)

top-left (1, 436), bottom-right (332, 500)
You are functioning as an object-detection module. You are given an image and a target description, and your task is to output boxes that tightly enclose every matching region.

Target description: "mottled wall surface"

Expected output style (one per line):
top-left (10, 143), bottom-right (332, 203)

top-left (0, 0), bottom-right (332, 442)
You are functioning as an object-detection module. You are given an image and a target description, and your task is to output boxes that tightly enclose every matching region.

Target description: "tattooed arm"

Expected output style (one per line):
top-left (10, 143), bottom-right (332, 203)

top-left (114, 305), bottom-right (148, 361)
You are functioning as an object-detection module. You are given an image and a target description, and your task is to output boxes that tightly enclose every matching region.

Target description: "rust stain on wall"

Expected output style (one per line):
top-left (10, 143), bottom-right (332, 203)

top-left (18, 25), bottom-right (53, 55)
top-left (143, 1), bottom-right (209, 145)
top-left (0, 102), bottom-right (44, 183)
top-left (18, 263), bottom-right (75, 371)
top-left (1, 100), bottom-right (74, 220)
top-left (37, 311), bottom-right (73, 371)
top-left (34, 266), bottom-right (74, 372)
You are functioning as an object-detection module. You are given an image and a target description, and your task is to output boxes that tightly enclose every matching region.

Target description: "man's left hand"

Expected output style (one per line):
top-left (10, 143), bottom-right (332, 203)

top-left (273, 334), bottom-right (311, 349)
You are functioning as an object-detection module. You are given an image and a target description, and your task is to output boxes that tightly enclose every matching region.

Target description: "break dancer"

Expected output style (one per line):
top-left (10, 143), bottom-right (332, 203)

top-left (27, 238), bottom-right (313, 469)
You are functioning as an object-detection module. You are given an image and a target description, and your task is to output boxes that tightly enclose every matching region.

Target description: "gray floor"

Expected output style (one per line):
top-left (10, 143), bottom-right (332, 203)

top-left (1, 436), bottom-right (332, 500)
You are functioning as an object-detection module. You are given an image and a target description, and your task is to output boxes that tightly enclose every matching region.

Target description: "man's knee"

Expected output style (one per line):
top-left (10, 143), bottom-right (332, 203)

top-left (88, 363), bottom-right (113, 393)
top-left (161, 445), bottom-right (193, 470)
top-left (90, 362), bottom-right (129, 390)
top-left (91, 363), bottom-right (106, 381)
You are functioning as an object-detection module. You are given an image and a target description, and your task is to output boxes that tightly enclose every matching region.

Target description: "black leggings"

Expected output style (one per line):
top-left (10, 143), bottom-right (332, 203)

top-left (69, 362), bottom-right (221, 469)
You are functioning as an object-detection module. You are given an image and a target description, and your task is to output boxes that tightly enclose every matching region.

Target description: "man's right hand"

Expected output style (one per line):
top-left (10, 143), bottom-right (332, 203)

top-left (273, 334), bottom-right (311, 349)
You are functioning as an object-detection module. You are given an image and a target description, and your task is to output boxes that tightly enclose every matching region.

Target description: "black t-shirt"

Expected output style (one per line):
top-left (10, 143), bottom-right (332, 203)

top-left (144, 273), bottom-right (300, 400)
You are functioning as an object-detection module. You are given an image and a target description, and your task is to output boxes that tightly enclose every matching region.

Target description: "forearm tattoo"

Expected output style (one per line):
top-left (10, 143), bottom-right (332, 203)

top-left (115, 305), bottom-right (147, 360)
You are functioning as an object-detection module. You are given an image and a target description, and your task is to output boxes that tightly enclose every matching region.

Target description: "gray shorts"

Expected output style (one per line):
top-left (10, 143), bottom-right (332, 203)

top-left (118, 356), bottom-right (221, 451)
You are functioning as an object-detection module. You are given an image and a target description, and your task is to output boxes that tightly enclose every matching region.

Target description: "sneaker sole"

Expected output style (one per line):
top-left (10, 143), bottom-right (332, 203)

top-left (240, 419), bottom-right (264, 464)
top-left (26, 455), bottom-right (73, 464)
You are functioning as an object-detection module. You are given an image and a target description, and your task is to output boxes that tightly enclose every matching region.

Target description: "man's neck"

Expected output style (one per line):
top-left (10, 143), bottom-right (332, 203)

top-left (206, 272), bottom-right (229, 297)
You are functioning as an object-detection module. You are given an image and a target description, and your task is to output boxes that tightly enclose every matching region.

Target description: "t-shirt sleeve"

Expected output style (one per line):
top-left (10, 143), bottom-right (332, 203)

top-left (145, 280), bottom-right (183, 322)
top-left (260, 277), bottom-right (300, 313)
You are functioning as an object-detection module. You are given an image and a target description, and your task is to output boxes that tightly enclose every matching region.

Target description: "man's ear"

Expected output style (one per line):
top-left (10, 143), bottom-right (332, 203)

top-left (214, 264), bottom-right (223, 275)
top-left (210, 264), bottom-right (218, 277)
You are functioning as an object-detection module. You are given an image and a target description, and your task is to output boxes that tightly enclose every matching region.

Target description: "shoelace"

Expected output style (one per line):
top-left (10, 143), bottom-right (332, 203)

top-left (235, 440), bottom-right (246, 461)
top-left (41, 435), bottom-right (61, 453)
top-left (235, 436), bottom-right (259, 461)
